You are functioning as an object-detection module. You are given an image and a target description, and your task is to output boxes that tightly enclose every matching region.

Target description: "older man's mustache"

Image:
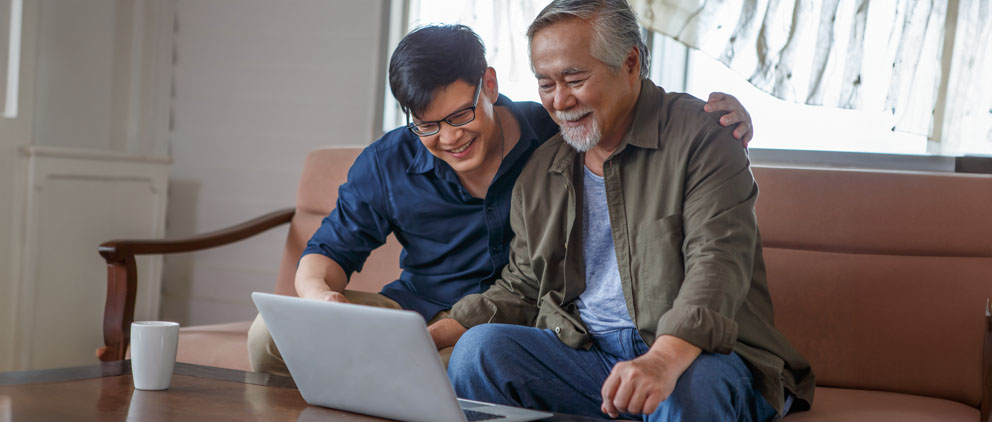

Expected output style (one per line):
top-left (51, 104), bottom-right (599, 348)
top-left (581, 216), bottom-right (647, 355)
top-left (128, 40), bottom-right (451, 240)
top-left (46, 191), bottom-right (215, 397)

top-left (555, 107), bottom-right (594, 123)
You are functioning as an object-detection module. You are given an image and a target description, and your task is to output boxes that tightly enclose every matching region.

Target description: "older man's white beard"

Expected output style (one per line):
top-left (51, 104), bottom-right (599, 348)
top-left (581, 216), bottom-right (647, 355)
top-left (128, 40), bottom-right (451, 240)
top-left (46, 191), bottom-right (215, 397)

top-left (556, 108), bottom-right (601, 152)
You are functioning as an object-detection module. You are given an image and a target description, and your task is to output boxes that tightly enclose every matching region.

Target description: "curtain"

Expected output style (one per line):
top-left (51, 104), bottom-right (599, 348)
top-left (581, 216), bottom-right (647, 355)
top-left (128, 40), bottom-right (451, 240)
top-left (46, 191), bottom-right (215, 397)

top-left (939, 0), bottom-right (992, 153)
top-left (634, 0), bottom-right (991, 153)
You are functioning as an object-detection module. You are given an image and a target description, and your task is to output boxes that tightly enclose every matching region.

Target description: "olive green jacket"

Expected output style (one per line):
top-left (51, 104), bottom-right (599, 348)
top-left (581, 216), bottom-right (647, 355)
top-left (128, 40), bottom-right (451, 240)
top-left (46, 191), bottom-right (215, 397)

top-left (449, 79), bottom-right (814, 415)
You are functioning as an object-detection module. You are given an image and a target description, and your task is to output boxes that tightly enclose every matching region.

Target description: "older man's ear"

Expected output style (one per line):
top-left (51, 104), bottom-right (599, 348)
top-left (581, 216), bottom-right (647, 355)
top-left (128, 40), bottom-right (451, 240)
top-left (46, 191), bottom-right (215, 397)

top-left (704, 92), bottom-right (753, 147)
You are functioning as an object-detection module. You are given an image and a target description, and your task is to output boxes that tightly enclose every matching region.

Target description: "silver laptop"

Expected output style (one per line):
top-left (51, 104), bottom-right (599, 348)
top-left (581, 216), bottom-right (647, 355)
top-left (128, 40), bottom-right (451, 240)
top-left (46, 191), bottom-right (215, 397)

top-left (252, 292), bottom-right (554, 422)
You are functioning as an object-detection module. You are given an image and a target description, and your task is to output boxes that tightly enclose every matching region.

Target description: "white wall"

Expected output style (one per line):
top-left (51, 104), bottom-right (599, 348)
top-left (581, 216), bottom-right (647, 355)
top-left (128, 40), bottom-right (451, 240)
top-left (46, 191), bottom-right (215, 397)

top-left (33, 0), bottom-right (117, 149)
top-left (0, 0), bottom-right (391, 366)
top-left (0, 0), bottom-right (37, 371)
top-left (160, 0), bottom-right (389, 325)
top-left (0, 0), bottom-right (172, 370)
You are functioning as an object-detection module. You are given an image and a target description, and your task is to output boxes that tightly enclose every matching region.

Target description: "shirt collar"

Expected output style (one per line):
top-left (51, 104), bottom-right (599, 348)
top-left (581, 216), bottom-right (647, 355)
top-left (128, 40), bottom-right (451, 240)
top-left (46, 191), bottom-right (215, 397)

top-left (407, 139), bottom-right (436, 174)
top-left (549, 79), bottom-right (663, 174)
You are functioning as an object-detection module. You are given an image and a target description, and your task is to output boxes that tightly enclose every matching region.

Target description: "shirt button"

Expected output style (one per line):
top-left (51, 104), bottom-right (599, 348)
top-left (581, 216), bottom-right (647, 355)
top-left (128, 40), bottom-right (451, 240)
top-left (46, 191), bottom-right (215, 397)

top-left (554, 327), bottom-right (561, 334)
top-left (487, 205), bottom-right (493, 212)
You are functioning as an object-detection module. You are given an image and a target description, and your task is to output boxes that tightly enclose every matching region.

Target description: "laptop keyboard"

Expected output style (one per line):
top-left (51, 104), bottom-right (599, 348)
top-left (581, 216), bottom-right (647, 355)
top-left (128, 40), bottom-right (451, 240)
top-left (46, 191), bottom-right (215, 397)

top-left (463, 409), bottom-right (506, 421)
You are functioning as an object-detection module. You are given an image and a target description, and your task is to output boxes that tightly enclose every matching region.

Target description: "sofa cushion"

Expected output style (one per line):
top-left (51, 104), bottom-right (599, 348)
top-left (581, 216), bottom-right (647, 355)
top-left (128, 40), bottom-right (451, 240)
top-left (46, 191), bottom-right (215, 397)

top-left (764, 247), bottom-right (990, 407)
top-left (753, 166), bottom-right (992, 256)
top-left (176, 321), bottom-right (252, 371)
top-left (784, 387), bottom-right (978, 421)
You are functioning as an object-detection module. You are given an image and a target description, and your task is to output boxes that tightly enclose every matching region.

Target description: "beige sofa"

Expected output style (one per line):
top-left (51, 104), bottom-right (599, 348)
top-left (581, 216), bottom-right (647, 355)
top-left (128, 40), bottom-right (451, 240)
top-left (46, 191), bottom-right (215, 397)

top-left (98, 147), bottom-right (992, 421)
top-left (752, 166), bottom-right (991, 421)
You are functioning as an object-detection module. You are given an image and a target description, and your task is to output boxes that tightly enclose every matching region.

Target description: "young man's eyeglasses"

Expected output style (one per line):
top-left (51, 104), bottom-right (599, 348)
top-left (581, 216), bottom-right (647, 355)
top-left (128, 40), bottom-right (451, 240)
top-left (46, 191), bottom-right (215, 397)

top-left (406, 78), bottom-right (483, 137)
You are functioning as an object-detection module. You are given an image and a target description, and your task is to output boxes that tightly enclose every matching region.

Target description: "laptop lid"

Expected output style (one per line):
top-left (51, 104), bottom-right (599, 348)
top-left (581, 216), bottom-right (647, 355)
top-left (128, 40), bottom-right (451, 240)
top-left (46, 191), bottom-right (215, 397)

top-left (252, 292), bottom-right (467, 422)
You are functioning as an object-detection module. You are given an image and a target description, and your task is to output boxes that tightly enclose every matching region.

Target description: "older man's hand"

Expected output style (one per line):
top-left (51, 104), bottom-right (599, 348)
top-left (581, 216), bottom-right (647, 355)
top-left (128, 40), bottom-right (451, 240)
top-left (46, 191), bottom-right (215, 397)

top-left (704, 92), bottom-right (753, 147)
top-left (600, 335), bottom-right (702, 418)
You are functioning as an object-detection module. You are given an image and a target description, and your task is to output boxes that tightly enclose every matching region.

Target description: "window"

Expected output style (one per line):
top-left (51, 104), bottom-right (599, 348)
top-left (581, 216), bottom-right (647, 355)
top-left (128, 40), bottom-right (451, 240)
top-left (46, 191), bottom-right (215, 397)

top-left (638, 0), bottom-right (992, 157)
top-left (682, 46), bottom-right (928, 154)
top-left (1, 0), bottom-right (22, 119)
top-left (386, 1), bottom-right (990, 158)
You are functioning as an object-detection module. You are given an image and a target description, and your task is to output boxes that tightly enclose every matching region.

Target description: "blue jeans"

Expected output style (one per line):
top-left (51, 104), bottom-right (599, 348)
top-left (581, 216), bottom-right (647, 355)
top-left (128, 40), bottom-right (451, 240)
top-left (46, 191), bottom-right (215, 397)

top-left (448, 324), bottom-right (779, 422)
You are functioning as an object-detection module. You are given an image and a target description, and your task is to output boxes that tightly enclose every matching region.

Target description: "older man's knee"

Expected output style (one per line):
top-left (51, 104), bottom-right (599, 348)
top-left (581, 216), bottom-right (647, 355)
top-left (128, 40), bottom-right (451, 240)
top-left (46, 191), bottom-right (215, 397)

top-left (448, 325), bottom-right (524, 376)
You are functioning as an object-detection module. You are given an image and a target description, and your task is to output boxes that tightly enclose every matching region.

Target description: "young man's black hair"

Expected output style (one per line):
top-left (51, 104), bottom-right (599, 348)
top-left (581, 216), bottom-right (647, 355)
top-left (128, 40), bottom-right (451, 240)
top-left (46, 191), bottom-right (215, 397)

top-left (388, 24), bottom-right (488, 119)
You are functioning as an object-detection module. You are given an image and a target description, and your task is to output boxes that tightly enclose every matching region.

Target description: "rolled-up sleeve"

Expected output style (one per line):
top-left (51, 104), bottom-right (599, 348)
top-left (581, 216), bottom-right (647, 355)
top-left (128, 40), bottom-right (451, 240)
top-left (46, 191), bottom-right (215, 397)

top-left (302, 147), bottom-right (393, 278)
top-left (655, 124), bottom-right (757, 354)
top-left (450, 182), bottom-right (540, 328)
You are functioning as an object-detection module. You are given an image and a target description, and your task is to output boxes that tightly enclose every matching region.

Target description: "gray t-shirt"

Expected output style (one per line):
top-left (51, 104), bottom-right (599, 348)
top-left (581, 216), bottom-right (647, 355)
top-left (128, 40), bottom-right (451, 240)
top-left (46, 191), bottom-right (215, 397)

top-left (575, 166), bottom-right (637, 334)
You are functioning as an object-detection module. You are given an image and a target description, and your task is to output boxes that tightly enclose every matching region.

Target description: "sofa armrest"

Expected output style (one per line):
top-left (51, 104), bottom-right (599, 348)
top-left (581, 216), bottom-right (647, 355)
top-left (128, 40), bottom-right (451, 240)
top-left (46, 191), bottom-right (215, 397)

top-left (983, 298), bottom-right (991, 422)
top-left (96, 208), bottom-right (295, 362)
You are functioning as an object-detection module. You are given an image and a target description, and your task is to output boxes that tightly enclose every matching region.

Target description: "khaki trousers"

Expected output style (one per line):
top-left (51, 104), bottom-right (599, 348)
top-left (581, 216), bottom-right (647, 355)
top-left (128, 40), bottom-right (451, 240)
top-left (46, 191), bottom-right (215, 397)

top-left (246, 290), bottom-right (453, 376)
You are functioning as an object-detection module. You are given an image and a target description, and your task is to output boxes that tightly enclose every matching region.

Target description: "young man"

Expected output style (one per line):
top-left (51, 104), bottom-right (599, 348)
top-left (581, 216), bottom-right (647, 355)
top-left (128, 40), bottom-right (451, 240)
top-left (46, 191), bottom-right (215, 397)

top-left (435, 1), bottom-right (814, 421)
top-left (247, 24), bottom-right (754, 375)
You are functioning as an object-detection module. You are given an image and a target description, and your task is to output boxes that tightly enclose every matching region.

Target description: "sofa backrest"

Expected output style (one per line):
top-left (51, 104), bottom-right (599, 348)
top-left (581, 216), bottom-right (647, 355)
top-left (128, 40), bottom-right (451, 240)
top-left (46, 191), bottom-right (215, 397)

top-left (753, 165), bottom-right (992, 408)
top-left (274, 147), bottom-right (402, 296)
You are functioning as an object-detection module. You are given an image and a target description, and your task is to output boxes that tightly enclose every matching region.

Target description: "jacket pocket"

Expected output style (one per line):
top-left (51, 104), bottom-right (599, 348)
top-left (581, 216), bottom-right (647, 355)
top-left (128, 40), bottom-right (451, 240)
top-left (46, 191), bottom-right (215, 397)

top-left (633, 213), bottom-right (684, 303)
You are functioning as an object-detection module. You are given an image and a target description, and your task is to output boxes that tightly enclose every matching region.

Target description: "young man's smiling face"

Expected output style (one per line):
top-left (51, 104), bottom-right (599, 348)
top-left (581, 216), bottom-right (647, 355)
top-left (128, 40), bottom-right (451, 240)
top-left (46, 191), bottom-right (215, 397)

top-left (411, 70), bottom-right (503, 178)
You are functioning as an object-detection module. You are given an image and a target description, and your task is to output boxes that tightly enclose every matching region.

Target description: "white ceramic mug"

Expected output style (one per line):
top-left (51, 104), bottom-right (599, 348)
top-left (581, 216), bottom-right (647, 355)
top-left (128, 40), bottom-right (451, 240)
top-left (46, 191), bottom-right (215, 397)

top-left (130, 321), bottom-right (180, 390)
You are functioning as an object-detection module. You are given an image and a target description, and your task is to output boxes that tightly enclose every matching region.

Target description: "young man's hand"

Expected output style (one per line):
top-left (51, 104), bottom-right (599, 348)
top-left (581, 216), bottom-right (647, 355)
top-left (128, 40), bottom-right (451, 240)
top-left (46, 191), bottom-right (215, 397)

top-left (600, 335), bottom-right (702, 418)
top-left (704, 92), bottom-right (753, 147)
top-left (303, 289), bottom-right (350, 303)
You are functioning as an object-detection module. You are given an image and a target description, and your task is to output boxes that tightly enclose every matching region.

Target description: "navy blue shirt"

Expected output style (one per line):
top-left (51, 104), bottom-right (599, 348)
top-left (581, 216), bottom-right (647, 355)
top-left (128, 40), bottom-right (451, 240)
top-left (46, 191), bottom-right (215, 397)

top-left (302, 95), bottom-right (559, 320)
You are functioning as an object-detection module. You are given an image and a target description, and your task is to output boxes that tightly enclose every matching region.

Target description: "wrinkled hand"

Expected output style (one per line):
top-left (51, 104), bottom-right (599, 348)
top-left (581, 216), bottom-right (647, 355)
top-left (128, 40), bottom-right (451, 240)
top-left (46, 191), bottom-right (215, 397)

top-left (304, 290), bottom-right (350, 303)
top-left (600, 351), bottom-right (680, 418)
top-left (704, 92), bottom-right (753, 147)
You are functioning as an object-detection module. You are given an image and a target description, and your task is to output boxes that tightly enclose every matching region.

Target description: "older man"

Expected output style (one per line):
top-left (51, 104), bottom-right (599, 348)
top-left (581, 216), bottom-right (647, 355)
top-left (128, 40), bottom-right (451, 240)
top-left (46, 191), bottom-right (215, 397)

top-left (431, 1), bottom-right (814, 421)
top-left (247, 23), bottom-right (754, 376)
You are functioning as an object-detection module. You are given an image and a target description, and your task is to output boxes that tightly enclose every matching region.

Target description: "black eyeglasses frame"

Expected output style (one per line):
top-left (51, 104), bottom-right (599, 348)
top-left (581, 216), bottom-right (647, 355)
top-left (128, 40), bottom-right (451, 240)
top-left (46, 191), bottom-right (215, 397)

top-left (406, 78), bottom-right (484, 137)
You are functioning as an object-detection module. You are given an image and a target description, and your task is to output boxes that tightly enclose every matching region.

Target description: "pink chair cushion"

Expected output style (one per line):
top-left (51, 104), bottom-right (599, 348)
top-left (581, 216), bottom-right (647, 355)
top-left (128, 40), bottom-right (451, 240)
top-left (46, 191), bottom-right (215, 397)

top-left (175, 321), bottom-right (253, 372)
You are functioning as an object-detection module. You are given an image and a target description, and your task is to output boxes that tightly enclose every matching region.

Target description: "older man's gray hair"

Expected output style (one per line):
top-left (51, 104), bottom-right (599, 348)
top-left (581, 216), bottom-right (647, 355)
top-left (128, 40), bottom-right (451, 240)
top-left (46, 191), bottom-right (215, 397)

top-left (527, 0), bottom-right (650, 80)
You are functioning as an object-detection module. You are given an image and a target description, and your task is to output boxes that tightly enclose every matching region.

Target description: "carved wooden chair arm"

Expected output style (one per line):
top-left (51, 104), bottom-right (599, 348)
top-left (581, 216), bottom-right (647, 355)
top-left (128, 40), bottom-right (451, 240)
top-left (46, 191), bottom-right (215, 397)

top-left (96, 208), bottom-right (295, 362)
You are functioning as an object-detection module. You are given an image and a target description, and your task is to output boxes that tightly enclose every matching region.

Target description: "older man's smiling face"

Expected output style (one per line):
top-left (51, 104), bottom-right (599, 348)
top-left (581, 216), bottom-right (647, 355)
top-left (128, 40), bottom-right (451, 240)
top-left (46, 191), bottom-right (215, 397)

top-left (530, 17), bottom-right (641, 153)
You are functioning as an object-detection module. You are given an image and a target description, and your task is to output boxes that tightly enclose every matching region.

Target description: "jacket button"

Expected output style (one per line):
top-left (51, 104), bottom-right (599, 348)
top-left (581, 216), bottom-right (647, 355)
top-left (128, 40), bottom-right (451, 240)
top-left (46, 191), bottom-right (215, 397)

top-left (554, 327), bottom-right (561, 334)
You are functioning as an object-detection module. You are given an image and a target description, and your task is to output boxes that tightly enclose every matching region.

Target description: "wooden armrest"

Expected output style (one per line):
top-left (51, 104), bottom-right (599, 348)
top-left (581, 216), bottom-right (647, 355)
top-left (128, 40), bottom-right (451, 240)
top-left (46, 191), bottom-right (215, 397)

top-left (99, 208), bottom-right (296, 261)
top-left (97, 207), bottom-right (295, 362)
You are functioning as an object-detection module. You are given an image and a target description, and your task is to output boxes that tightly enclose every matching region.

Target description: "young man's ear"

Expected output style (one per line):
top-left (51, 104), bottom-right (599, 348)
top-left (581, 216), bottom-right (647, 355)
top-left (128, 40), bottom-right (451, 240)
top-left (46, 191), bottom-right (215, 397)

top-left (484, 67), bottom-right (499, 103)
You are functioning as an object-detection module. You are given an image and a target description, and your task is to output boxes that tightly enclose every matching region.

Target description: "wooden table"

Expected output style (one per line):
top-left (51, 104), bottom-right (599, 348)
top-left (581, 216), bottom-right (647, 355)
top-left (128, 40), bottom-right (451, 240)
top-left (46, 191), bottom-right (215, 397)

top-left (0, 361), bottom-right (607, 421)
